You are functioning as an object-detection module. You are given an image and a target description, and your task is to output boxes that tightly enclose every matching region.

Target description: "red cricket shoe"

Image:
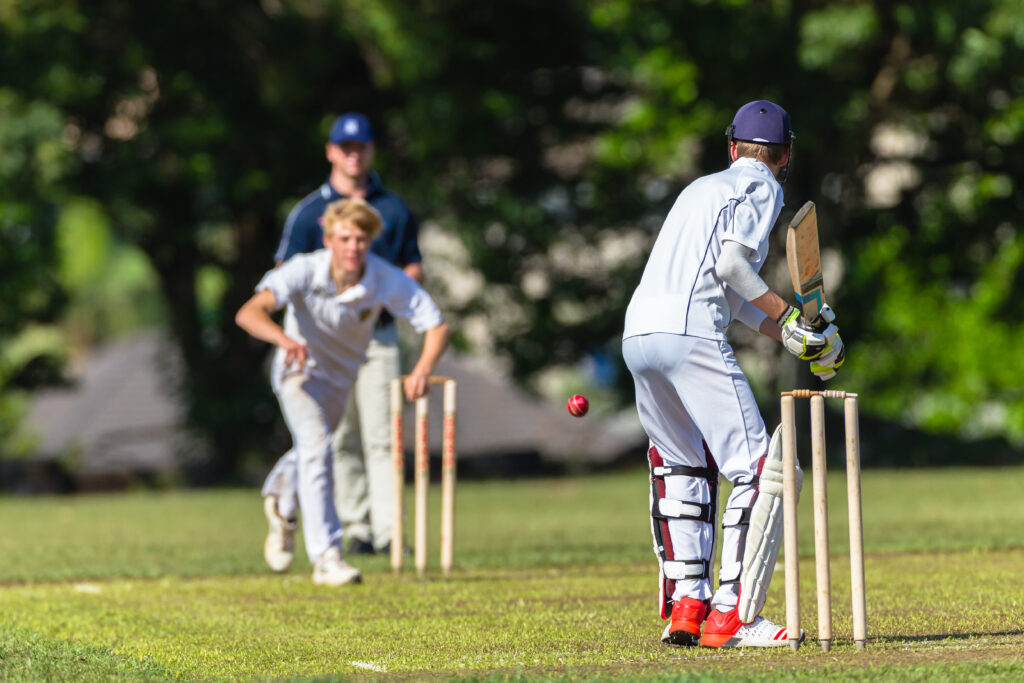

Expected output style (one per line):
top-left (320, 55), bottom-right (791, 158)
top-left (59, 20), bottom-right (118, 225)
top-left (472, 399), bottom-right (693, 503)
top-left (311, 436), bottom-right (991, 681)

top-left (661, 597), bottom-right (709, 647)
top-left (699, 608), bottom-right (804, 648)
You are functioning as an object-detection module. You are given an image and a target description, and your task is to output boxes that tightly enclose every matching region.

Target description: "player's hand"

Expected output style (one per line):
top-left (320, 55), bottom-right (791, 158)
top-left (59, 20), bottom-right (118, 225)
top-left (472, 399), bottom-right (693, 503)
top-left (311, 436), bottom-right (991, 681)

top-left (404, 372), bottom-right (431, 401)
top-left (810, 335), bottom-right (845, 381)
top-left (280, 337), bottom-right (307, 370)
top-left (777, 305), bottom-right (830, 360)
top-left (806, 303), bottom-right (837, 332)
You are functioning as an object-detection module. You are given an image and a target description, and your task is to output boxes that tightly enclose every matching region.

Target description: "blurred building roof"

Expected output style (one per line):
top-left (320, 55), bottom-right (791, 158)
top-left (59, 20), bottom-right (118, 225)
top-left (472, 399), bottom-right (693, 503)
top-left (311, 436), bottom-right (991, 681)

top-left (24, 330), bottom-right (202, 490)
top-left (411, 354), bottom-right (644, 467)
top-left (20, 330), bottom-right (646, 491)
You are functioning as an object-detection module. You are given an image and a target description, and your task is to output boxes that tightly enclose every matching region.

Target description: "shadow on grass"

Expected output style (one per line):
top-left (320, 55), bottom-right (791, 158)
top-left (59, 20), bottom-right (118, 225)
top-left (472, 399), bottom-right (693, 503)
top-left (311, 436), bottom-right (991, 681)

top-left (870, 629), bottom-right (1024, 644)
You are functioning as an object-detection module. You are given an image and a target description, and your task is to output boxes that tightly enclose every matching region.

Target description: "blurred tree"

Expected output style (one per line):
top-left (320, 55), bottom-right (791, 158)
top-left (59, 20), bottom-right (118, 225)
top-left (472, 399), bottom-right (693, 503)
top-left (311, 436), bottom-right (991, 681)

top-left (789, 2), bottom-right (1024, 448)
top-left (3, 0), bottom-right (1023, 474)
top-left (55, 198), bottom-right (167, 346)
top-left (394, 0), bottom-right (1024, 455)
top-left (0, 52), bottom-right (75, 455)
top-left (1, 1), bottom-right (366, 474)
top-left (333, 0), bottom-right (1024, 457)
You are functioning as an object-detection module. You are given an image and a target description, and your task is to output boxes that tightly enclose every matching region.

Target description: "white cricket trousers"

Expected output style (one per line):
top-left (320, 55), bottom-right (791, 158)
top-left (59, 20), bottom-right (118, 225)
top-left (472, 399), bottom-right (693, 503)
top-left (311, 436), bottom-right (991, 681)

top-left (332, 323), bottom-right (402, 549)
top-left (623, 332), bottom-right (769, 609)
top-left (261, 373), bottom-right (349, 563)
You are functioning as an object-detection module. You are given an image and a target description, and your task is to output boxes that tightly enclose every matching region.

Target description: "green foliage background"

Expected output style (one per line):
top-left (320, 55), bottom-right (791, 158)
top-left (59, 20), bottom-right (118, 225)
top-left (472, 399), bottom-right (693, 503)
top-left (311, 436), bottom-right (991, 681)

top-left (3, 1), bottom-right (1024, 474)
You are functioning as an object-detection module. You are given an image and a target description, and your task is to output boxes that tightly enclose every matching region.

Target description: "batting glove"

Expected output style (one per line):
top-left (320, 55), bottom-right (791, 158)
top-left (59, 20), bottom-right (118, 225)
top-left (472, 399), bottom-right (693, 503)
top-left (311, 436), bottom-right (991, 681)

top-left (777, 305), bottom-right (830, 360)
top-left (810, 335), bottom-right (846, 381)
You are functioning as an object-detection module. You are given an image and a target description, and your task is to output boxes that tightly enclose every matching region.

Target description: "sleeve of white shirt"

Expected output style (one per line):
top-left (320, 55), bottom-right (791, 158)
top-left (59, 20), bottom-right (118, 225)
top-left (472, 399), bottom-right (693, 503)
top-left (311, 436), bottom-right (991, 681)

top-left (716, 240), bottom-right (770, 301)
top-left (384, 271), bottom-right (444, 333)
top-left (721, 178), bottom-right (780, 254)
top-left (255, 257), bottom-right (309, 311)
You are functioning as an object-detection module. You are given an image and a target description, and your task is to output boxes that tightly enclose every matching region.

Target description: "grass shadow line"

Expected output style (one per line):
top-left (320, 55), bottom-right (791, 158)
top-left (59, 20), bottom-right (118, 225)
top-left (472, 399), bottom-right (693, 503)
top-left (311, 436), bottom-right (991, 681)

top-left (870, 629), bottom-right (1024, 644)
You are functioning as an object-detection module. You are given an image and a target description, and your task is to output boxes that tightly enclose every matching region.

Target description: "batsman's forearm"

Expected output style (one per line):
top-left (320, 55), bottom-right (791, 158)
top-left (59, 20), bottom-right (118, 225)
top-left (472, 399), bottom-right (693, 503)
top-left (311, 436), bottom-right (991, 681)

top-left (750, 290), bottom-right (791, 324)
top-left (759, 316), bottom-right (783, 341)
top-left (410, 322), bottom-right (450, 376)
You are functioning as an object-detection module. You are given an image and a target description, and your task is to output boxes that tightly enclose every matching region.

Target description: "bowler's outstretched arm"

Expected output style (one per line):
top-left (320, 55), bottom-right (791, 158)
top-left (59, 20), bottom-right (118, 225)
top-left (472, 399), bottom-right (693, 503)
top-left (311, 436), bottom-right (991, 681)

top-left (235, 289), bottom-right (308, 370)
top-left (403, 322), bottom-right (450, 400)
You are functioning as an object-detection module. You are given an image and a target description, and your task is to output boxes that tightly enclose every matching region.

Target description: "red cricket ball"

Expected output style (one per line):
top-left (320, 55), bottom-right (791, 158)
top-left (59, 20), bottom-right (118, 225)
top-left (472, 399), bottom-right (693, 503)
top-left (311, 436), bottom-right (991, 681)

top-left (567, 394), bottom-right (589, 417)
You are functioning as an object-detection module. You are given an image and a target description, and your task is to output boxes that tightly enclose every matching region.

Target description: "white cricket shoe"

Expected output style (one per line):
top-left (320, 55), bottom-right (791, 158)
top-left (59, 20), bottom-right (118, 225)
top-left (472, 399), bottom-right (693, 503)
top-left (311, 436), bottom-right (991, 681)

top-left (263, 496), bottom-right (297, 573)
top-left (312, 546), bottom-right (362, 586)
top-left (700, 608), bottom-right (804, 648)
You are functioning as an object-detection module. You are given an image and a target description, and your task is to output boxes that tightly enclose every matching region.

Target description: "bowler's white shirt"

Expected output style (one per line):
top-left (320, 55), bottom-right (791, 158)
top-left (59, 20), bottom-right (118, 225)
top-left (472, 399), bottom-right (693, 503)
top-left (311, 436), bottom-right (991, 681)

top-left (623, 158), bottom-right (784, 340)
top-left (257, 250), bottom-right (443, 391)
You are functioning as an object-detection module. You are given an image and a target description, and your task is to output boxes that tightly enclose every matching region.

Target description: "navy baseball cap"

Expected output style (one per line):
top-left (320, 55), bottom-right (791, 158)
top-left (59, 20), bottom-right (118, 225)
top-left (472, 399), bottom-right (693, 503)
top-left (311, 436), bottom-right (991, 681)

top-left (729, 100), bottom-right (792, 144)
top-left (329, 112), bottom-right (374, 144)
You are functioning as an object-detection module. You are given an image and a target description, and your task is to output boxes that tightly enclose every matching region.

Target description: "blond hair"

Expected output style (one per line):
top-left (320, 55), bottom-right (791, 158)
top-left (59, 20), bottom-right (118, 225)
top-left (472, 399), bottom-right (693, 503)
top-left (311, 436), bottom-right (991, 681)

top-left (322, 198), bottom-right (383, 240)
top-left (735, 140), bottom-right (788, 165)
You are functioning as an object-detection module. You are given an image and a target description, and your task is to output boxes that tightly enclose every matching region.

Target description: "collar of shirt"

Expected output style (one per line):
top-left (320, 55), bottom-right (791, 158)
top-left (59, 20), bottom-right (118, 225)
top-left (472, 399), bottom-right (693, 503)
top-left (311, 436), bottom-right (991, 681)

top-left (729, 156), bottom-right (776, 179)
top-left (309, 249), bottom-right (378, 303)
top-left (320, 170), bottom-right (384, 201)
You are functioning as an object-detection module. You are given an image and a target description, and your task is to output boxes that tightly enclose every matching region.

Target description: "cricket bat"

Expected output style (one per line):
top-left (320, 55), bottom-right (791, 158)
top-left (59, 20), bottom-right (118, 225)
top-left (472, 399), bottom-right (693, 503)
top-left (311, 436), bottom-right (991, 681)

top-left (786, 201), bottom-right (825, 323)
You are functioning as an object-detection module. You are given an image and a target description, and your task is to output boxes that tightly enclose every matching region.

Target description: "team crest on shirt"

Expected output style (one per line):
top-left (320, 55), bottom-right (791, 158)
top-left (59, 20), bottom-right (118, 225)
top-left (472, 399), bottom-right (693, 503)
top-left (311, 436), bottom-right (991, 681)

top-left (359, 309), bottom-right (372, 321)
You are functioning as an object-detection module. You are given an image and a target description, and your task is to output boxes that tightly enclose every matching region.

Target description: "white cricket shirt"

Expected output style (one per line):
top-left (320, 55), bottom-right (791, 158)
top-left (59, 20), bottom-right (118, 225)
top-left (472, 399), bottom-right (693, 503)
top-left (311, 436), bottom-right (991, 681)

top-left (623, 158), bottom-right (784, 341)
top-left (256, 250), bottom-right (443, 391)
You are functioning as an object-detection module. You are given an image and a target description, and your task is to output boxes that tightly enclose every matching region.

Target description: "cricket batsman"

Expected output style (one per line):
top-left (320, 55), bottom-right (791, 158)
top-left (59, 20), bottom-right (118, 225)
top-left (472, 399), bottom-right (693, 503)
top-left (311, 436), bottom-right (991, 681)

top-left (621, 100), bottom-right (844, 647)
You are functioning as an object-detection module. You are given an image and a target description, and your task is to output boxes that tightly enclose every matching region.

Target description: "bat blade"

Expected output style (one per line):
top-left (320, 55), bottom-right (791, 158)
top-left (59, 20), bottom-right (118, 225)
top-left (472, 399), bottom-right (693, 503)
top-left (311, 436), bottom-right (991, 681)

top-left (786, 201), bottom-right (824, 322)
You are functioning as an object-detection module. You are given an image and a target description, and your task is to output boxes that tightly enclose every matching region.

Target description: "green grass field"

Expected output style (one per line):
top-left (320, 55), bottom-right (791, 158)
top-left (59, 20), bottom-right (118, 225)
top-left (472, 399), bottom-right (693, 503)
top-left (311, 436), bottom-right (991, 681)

top-left (2, 466), bottom-right (1024, 681)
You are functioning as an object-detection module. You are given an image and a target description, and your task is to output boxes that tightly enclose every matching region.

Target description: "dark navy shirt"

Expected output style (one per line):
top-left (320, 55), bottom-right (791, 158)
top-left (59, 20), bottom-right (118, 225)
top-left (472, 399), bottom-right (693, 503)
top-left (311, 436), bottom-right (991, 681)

top-left (274, 171), bottom-right (422, 326)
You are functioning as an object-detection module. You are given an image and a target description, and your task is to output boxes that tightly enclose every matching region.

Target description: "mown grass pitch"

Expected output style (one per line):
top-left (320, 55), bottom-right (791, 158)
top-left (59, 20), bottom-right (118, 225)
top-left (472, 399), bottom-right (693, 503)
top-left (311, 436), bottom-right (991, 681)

top-left (2, 466), bottom-right (1024, 680)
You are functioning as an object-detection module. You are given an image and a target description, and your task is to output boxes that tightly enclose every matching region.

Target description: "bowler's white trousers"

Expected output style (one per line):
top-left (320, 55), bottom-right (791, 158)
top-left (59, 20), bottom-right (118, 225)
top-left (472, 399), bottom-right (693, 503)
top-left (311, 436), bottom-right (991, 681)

top-left (332, 323), bottom-right (402, 550)
top-left (261, 373), bottom-right (350, 563)
top-left (623, 332), bottom-right (769, 610)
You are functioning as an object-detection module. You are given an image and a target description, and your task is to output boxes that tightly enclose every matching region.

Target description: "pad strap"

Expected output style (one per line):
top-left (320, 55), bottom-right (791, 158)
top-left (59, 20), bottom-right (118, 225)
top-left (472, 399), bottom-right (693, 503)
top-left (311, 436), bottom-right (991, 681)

top-left (651, 462), bottom-right (717, 523)
top-left (652, 465), bottom-right (717, 480)
top-left (663, 559), bottom-right (711, 580)
top-left (721, 506), bottom-right (751, 528)
top-left (719, 563), bottom-right (741, 584)
top-left (653, 498), bottom-right (714, 523)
